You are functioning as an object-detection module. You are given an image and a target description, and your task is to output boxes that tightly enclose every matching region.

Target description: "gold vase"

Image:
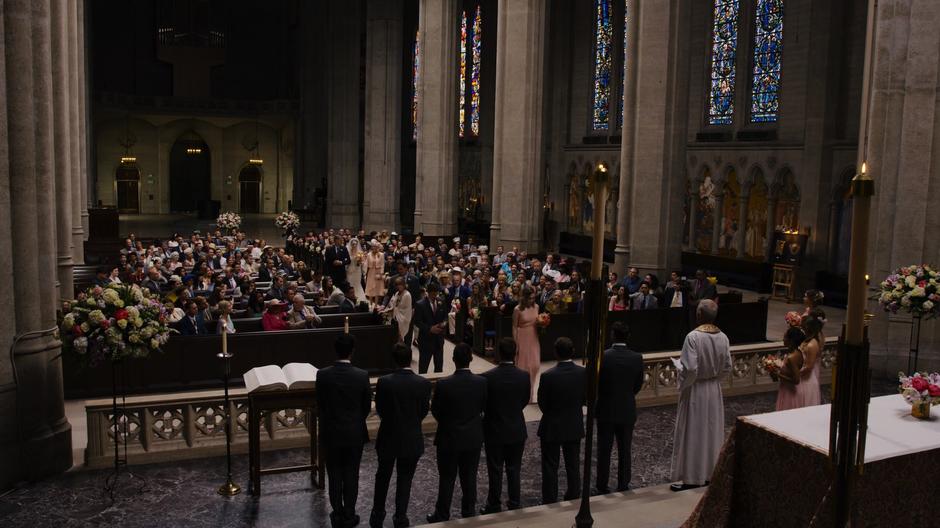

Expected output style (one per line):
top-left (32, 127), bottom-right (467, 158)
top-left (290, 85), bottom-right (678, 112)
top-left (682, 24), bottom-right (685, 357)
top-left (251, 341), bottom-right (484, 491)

top-left (912, 402), bottom-right (932, 420)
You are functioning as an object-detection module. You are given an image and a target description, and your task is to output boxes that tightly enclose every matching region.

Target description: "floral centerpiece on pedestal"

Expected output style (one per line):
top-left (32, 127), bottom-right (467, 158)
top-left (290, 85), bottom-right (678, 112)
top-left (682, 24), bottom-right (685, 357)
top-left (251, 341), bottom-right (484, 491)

top-left (216, 212), bottom-right (242, 234)
top-left (877, 265), bottom-right (940, 318)
top-left (899, 371), bottom-right (940, 419)
top-left (275, 211), bottom-right (300, 236)
top-left (60, 284), bottom-right (173, 366)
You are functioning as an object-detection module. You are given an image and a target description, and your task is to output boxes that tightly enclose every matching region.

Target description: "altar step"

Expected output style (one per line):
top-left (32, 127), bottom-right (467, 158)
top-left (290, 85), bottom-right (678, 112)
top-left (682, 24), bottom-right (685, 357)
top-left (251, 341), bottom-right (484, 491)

top-left (423, 483), bottom-right (705, 528)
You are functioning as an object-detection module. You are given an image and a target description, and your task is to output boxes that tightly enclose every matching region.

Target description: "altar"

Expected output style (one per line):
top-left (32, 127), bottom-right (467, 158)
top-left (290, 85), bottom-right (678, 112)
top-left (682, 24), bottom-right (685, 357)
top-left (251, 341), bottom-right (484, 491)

top-left (684, 395), bottom-right (940, 526)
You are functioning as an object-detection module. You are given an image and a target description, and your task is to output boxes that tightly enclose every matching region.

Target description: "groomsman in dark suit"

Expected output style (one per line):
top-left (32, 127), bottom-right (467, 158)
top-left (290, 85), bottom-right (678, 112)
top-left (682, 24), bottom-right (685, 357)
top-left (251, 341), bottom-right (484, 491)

top-left (324, 235), bottom-right (351, 291)
top-left (316, 335), bottom-right (373, 528)
top-left (413, 282), bottom-right (449, 373)
top-left (595, 322), bottom-right (645, 493)
top-left (370, 343), bottom-right (432, 528)
top-left (537, 337), bottom-right (586, 503)
top-left (480, 338), bottom-right (530, 514)
top-left (427, 344), bottom-right (488, 523)
top-left (177, 301), bottom-right (206, 336)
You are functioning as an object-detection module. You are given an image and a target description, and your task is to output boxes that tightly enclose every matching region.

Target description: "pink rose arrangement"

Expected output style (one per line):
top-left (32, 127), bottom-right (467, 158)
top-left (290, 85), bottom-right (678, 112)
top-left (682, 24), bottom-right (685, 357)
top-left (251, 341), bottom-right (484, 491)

top-left (899, 371), bottom-right (940, 406)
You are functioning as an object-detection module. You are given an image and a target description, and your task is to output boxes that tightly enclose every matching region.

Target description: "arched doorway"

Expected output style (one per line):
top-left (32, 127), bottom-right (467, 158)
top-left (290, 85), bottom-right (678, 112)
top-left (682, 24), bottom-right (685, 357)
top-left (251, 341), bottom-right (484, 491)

top-left (169, 132), bottom-right (211, 212)
top-left (115, 164), bottom-right (140, 213)
top-left (238, 164), bottom-right (262, 213)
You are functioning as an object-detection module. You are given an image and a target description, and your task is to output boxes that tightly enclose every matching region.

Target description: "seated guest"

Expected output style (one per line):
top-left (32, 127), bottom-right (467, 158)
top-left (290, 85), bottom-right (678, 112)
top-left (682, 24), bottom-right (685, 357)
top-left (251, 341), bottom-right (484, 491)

top-left (618, 267), bottom-right (642, 295)
top-left (287, 294), bottom-right (322, 329)
top-left (338, 284), bottom-right (358, 314)
top-left (216, 300), bottom-right (235, 334)
top-left (316, 335), bottom-right (372, 528)
top-left (140, 266), bottom-right (164, 294)
top-left (664, 271), bottom-right (688, 308)
top-left (198, 273), bottom-right (215, 292)
top-left (370, 343), bottom-right (432, 528)
top-left (609, 286), bottom-right (628, 311)
top-left (177, 300), bottom-right (206, 336)
top-left (596, 322), bottom-right (645, 493)
top-left (629, 282), bottom-right (658, 310)
top-left (108, 267), bottom-right (123, 285)
top-left (247, 290), bottom-right (266, 316)
top-left (544, 290), bottom-right (566, 315)
top-left (480, 338), bottom-right (530, 514)
top-left (194, 295), bottom-right (214, 322)
top-left (92, 267), bottom-right (111, 287)
top-left (689, 269), bottom-right (717, 303)
top-left (261, 299), bottom-right (290, 331)
top-left (164, 302), bottom-right (185, 324)
top-left (427, 344), bottom-right (487, 523)
top-left (265, 275), bottom-right (288, 301)
top-left (538, 337), bottom-right (586, 504)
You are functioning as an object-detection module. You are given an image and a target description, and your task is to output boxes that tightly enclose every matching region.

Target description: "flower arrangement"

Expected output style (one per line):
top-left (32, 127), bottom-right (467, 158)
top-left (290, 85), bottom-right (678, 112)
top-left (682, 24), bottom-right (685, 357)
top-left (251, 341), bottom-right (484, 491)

top-left (60, 284), bottom-right (173, 366)
top-left (216, 212), bottom-right (242, 232)
top-left (761, 354), bottom-right (785, 376)
top-left (785, 311), bottom-right (803, 328)
top-left (898, 372), bottom-right (940, 406)
top-left (275, 211), bottom-right (300, 234)
top-left (536, 312), bottom-right (551, 328)
top-left (877, 265), bottom-right (940, 318)
top-left (470, 307), bottom-right (482, 320)
top-left (451, 298), bottom-right (462, 313)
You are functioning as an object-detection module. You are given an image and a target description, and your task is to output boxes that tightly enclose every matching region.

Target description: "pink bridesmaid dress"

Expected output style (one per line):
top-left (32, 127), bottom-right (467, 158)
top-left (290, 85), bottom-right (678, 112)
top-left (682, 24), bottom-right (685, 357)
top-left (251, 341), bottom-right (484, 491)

top-left (513, 304), bottom-right (541, 401)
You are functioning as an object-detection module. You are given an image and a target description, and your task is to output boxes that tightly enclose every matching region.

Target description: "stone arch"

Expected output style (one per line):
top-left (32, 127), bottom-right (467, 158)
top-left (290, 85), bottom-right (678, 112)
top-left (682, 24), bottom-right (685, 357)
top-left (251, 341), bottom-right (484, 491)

top-left (771, 167), bottom-right (800, 231)
top-left (743, 166), bottom-right (770, 259)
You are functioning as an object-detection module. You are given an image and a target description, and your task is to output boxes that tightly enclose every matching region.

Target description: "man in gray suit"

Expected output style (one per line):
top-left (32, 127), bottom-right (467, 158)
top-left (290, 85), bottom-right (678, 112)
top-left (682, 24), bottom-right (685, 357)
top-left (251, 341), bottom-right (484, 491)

top-left (629, 282), bottom-right (659, 310)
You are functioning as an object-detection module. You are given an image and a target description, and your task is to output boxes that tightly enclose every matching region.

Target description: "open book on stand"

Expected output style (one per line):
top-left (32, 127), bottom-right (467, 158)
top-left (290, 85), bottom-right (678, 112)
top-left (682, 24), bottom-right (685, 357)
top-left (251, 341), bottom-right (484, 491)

top-left (243, 363), bottom-right (318, 393)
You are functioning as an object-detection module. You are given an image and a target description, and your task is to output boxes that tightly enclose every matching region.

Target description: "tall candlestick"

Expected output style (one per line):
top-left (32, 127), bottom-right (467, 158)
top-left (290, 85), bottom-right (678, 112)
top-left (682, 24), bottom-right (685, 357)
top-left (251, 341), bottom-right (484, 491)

top-left (221, 316), bottom-right (228, 355)
top-left (845, 163), bottom-right (873, 345)
top-left (344, 316), bottom-right (349, 334)
top-left (590, 163), bottom-right (609, 280)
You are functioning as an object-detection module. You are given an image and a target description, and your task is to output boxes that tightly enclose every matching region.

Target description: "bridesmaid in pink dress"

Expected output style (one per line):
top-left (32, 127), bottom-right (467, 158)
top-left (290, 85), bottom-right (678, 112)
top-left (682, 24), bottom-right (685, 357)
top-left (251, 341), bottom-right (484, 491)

top-left (513, 286), bottom-right (541, 402)
top-left (794, 313), bottom-right (824, 407)
top-left (775, 327), bottom-right (805, 411)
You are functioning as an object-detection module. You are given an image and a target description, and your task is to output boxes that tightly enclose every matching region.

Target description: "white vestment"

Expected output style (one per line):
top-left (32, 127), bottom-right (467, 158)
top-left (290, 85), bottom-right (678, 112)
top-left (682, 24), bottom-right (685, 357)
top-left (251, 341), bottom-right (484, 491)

top-left (671, 326), bottom-right (732, 485)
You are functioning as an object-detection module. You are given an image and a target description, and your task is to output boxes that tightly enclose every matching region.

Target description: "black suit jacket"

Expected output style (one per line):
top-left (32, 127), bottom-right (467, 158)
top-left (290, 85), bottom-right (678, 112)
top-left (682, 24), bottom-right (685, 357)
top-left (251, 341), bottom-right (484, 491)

top-left (339, 298), bottom-right (357, 313)
top-left (431, 369), bottom-right (487, 451)
top-left (315, 361), bottom-right (372, 448)
top-left (664, 286), bottom-right (689, 307)
top-left (324, 245), bottom-right (351, 282)
top-left (481, 364), bottom-right (530, 445)
top-left (414, 297), bottom-right (448, 349)
top-left (375, 369), bottom-right (432, 459)
top-left (177, 314), bottom-right (206, 336)
top-left (537, 361), bottom-right (586, 443)
top-left (595, 345), bottom-right (645, 426)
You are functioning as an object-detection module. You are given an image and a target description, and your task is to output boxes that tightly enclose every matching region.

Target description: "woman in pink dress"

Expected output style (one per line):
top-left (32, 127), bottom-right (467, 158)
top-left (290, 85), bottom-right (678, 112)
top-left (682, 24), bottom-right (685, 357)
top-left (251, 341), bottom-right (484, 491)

top-left (513, 285), bottom-right (541, 402)
top-left (794, 312), bottom-right (825, 407)
top-left (774, 327), bottom-right (805, 410)
top-left (364, 241), bottom-right (386, 306)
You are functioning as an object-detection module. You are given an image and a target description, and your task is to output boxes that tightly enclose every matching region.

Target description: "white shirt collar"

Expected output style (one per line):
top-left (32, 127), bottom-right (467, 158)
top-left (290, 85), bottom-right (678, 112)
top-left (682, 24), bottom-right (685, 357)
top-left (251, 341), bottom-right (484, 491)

top-left (337, 359), bottom-right (351, 363)
top-left (612, 342), bottom-right (627, 347)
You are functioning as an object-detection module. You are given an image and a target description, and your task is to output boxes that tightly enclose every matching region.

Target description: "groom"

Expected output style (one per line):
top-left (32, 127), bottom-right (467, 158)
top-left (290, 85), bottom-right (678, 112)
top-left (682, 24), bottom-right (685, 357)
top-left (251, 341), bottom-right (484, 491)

top-left (325, 235), bottom-right (351, 292)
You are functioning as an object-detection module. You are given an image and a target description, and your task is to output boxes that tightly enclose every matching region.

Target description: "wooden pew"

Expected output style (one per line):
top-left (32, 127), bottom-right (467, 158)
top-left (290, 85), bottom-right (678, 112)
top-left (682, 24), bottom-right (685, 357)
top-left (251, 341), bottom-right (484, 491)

top-left (63, 324), bottom-right (398, 399)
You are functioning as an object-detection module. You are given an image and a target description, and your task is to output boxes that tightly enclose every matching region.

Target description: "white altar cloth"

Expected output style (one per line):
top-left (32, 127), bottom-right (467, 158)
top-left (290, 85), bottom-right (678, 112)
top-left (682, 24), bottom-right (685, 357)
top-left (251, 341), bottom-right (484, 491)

top-left (742, 395), bottom-right (940, 463)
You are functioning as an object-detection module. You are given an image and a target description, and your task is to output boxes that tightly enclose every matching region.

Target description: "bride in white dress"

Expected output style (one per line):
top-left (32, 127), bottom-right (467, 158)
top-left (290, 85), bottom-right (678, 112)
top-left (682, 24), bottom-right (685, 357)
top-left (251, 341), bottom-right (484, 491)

top-left (346, 237), bottom-right (366, 303)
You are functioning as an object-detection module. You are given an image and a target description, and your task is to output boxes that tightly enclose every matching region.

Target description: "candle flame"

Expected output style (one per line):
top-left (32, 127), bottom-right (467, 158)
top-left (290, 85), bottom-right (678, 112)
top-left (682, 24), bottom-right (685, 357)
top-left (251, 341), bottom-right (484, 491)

top-left (861, 162), bottom-right (867, 175)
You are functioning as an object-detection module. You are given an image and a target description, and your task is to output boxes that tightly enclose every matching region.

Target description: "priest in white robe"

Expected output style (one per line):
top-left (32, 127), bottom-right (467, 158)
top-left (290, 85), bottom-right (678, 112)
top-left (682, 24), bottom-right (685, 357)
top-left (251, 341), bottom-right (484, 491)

top-left (669, 299), bottom-right (732, 491)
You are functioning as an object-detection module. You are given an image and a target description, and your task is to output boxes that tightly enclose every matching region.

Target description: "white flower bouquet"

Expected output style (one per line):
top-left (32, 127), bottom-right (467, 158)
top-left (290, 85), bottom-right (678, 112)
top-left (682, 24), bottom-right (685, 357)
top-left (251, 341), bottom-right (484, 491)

top-left (217, 212), bottom-right (242, 232)
top-left (877, 265), bottom-right (940, 318)
top-left (275, 211), bottom-right (301, 234)
top-left (61, 284), bottom-right (174, 366)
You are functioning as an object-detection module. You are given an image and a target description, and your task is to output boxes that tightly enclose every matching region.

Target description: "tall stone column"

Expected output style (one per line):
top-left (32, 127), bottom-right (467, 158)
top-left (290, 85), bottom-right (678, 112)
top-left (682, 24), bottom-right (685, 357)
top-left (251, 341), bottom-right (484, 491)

top-left (51, 0), bottom-right (74, 298)
top-left (326, 0), bottom-right (364, 228)
top-left (614, 0), bottom-right (639, 273)
top-left (765, 197), bottom-right (778, 260)
top-left (68, 0), bottom-right (84, 262)
top-left (687, 187), bottom-right (698, 250)
top-left (77, 0), bottom-right (89, 240)
top-left (0, 0), bottom-right (73, 491)
top-left (490, 0), bottom-right (548, 252)
top-left (362, 0), bottom-right (403, 232)
top-left (414, 0), bottom-right (458, 236)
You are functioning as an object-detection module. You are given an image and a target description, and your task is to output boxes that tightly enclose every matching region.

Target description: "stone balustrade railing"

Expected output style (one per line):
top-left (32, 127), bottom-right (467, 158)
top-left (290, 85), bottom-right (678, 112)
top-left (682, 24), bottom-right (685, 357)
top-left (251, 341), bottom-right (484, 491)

top-left (83, 337), bottom-right (837, 469)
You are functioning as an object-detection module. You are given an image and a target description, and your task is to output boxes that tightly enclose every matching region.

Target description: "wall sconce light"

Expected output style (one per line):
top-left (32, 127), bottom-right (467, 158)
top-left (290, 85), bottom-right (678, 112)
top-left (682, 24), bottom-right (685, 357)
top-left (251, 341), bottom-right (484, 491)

top-left (249, 159), bottom-right (264, 165)
top-left (120, 156), bottom-right (137, 163)
top-left (186, 148), bottom-right (203, 155)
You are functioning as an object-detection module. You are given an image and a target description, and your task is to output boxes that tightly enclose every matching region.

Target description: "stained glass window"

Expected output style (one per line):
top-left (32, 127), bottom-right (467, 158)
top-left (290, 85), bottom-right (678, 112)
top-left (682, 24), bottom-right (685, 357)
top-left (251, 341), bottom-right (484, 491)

top-left (469, 5), bottom-right (482, 136)
top-left (458, 12), bottom-right (467, 137)
top-left (617, 1), bottom-right (627, 128)
top-left (412, 30), bottom-right (419, 141)
top-left (707, 0), bottom-right (739, 125)
top-left (750, 0), bottom-right (783, 123)
top-left (592, 0), bottom-right (612, 130)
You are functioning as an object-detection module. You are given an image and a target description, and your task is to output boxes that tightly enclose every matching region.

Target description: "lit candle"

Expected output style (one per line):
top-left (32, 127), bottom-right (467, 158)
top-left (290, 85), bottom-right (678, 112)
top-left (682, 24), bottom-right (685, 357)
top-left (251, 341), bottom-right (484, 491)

top-left (222, 316), bottom-right (228, 355)
top-left (344, 316), bottom-right (349, 334)
top-left (845, 162), bottom-right (874, 345)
